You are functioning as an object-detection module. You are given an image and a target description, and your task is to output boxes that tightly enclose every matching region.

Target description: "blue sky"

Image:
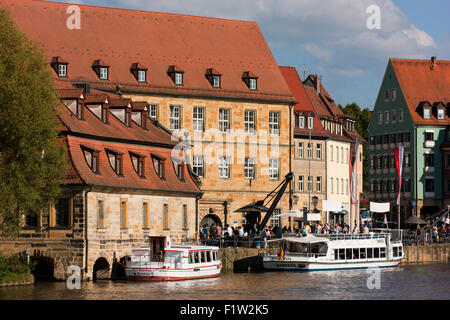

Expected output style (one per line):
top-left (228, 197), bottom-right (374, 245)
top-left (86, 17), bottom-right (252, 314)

top-left (56, 0), bottom-right (449, 111)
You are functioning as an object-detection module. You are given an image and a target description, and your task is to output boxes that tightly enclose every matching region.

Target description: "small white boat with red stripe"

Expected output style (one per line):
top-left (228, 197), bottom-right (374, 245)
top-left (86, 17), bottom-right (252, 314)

top-left (125, 236), bottom-right (222, 281)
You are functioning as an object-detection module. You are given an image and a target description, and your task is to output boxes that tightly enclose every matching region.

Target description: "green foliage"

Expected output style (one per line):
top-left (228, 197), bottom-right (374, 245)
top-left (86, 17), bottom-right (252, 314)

top-left (0, 253), bottom-right (35, 282)
top-left (0, 8), bottom-right (67, 237)
top-left (339, 102), bottom-right (372, 193)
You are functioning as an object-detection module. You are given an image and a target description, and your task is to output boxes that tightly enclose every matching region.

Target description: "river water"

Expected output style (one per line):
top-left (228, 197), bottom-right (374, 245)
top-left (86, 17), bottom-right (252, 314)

top-left (0, 263), bottom-right (448, 300)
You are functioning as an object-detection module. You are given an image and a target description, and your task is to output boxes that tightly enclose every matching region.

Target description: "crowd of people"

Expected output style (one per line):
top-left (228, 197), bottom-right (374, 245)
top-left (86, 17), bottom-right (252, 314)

top-left (414, 222), bottom-right (449, 243)
top-left (198, 221), bottom-right (373, 243)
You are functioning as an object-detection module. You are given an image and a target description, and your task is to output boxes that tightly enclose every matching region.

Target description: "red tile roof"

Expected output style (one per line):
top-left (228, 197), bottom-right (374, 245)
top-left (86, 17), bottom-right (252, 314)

top-left (390, 58), bottom-right (450, 125)
top-left (66, 135), bottom-right (200, 193)
top-left (1, 0), bottom-right (295, 104)
top-left (279, 66), bottom-right (328, 137)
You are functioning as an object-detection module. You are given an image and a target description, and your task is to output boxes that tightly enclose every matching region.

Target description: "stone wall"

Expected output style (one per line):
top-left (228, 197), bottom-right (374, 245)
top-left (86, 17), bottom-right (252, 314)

top-left (402, 244), bottom-right (450, 264)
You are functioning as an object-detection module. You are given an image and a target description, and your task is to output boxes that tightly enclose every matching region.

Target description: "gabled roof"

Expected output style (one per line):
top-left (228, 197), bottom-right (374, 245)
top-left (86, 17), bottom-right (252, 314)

top-left (390, 58), bottom-right (450, 125)
top-left (1, 0), bottom-right (295, 104)
top-left (279, 66), bottom-right (328, 137)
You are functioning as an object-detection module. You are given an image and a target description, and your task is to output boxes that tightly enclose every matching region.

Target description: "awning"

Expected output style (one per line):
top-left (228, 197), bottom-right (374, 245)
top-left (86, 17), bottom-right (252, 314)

top-left (280, 209), bottom-right (303, 218)
top-left (283, 235), bottom-right (329, 244)
top-left (370, 202), bottom-right (390, 213)
top-left (322, 200), bottom-right (342, 212)
top-left (234, 200), bottom-right (269, 213)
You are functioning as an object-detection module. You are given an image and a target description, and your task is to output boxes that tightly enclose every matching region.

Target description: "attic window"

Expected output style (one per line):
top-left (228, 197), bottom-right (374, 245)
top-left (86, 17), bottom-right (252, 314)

top-left (168, 66), bottom-right (184, 86)
top-left (92, 60), bottom-right (110, 80)
top-left (438, 108), bottom-right (445, 120)
top-left (82, 146), bottom-right (100, 174)
top-left (64, 99), bottom-right (83, 120)
top-left (205, 68), bottom-right (221, 88)
top-left (242, 71), bottom-right (258, 91)
top-left (51, 57), bottom-right (69, 78)
top-left (173, 161), bottom-right (185, 181)
top-left (131, 63), bottom-right (148, 83)
top-left (423, 107), bottom-right (431, 119)
top-left (152, 155), bottom-right (166, 179)
top-left (130, 153), bottom-right (146, 178)
top-left (107, 149), bottom-right (123, 176)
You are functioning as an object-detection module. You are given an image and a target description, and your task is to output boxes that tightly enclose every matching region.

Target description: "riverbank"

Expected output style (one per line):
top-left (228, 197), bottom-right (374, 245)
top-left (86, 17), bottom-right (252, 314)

top-left (0, 254), bottom-right (35, 287)
top-left (219, 243), bottom-right (450, 272)
top-left (0, 273), bottom-right (34, 287)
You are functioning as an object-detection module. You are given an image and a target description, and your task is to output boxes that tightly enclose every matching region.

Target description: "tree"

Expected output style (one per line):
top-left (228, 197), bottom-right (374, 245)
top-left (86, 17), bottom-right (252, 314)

top-left (339, 102), bottom-right (372, 193)
top-left (0, 8), bottom-right (67, 237)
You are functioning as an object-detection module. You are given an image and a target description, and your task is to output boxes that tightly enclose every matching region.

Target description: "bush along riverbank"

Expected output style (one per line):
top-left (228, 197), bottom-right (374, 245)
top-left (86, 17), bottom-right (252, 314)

top-left (0, 253), bottom-right (35, 287)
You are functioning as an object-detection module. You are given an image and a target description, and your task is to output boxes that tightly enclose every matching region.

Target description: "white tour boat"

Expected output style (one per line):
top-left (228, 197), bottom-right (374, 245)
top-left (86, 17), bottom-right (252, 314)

top-left (263, 232), bottom-right (404, 271)
top-left (126, 236), bottom-right (222, 281)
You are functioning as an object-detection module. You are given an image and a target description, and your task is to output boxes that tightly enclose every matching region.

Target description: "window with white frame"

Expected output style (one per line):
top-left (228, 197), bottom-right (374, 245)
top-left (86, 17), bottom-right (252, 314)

top-left (336, 146), bottom-right (339, 162)
top-left (385, 111), bottom-right (390, 123)
top-left (346, 179), bottom-right (349, 195)
top-left (99, 67), bottom-right (108, 80)
top-left (423, 108), bottom-right (431, 119)
top-left (270, 209), bottom-right (281, 227)
top-left (219, 157), bottom-right (230, 178)
top-left (316, 144), bottom-right (322, 159)
top-left (219, 109), bottom-right (230, 133)
top-left (307, 143), bottom-right (312, 159)
top-left (307, 176), bottom-right (312, 191)
top-left (244, 158), bottom-right (256, 179)
top-left (331, 178), bottom-right (334, 194)
top-left (317, 176), bottom-right (322, 192)
top-left (330, 145), bottom-right (333, 161)
top-left (138, 70), bottom-right (146, 83)
top-left (392, 110), bottom-right (397, 122)
top-left (336, 178), bottom-right (339, 194)
top-left (193, 107), bottom-right (204, 132)
top-left (391, 88), bottom-right (397, 101)
top-left (398, 109), bottom-right (404, 122)
top-left (378, 112), bottom-right (382, 124)
top-left (438, 108), bottom-right (445, 120)
top-left (169, 106), bottom-right (181, 130)
top-left (341, 179), bottom-right (344, 195)
top-left (307, 117), bottom-right (314, 129)
top-left (299, 116), bottom-right (305, 129)
top-left (58, 64), bottom-right (67, 77)
top-left (213, 75), bottom-right (220, 88)
top-left (298, 142), bottom-right (304, 158)
top-left (299, 176), bottom-right (304, 192)
top-left (193, 155), bottom-right (204, 177)
top-left (249, 78), bottom-right (257, 90)
top-left (148, 104), bottom-right (158, 121)
top-left (174, 72), bottom-right (183, 85)
top-left (245, 110), bottom-right (256, 133)
top-left (269, 159), bottom-right (279, 179)
top-left (269, 112), bottom-right (279, 135)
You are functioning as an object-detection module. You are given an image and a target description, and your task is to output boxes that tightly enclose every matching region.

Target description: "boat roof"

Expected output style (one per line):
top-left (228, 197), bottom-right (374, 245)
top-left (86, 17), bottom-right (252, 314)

top-left (267, 235), bottom-right (330, 244)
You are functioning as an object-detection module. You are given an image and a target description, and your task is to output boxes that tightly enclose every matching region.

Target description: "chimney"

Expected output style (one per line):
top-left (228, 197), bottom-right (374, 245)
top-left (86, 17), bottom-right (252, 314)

top-left (431, 56), bottom-right (437, 70)
top-left (314, 75), bottom-right (321, 94)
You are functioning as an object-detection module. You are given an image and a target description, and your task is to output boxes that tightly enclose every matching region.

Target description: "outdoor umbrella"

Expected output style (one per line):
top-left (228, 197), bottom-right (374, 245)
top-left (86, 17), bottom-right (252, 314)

top-left (404, 215), bottom-right (427, 225)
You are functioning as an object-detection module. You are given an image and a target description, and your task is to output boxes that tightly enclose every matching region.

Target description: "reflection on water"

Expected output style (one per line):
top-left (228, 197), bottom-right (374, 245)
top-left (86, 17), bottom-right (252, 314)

top-left (0, 263), bottom-right (449, 300)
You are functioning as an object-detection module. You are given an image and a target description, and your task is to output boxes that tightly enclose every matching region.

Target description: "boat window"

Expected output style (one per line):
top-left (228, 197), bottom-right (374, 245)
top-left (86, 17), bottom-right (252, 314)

top-left (194, 251), bottom-right (200, 263)
top-left (189, 252), bottom-right (194, 264)
top-left (360, 248), bottom-right (367, 259)
top-left (398, 247), bottom-right (402, 257)
top-left (206, 251), bottom-right (211, 262)
top-left (213, 251), bottom-right (217, 261)
top-left (338, 249), bottom-right (345, 260)
top-left (374, 248), bottom-right (380, 258)
top-left (333, 249), bottom-right (338, 260)
top-left (393, 247), bottom-right (398, 257)
top-left (380, 247), bottom-right (386, 258)
top-left (367, 248), bottom-right (373, 259)
top-left (346, 248), bottom-right (352, 260)
top-left (200, 251), bottom-right (206, 263)
top-left (352, 248), bottom-right (359, 260)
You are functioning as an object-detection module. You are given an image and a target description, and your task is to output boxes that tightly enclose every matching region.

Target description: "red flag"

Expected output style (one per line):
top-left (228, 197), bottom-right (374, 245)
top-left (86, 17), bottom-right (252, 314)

top-left (394, 147), bottom-right (404, 205)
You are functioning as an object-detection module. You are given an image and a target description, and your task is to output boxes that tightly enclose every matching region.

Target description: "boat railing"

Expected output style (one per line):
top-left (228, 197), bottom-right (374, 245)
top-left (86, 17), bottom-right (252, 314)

top-left (282, 252), bottom-right (328, 258)
top-left (315, 233), bottom-right (391, 241)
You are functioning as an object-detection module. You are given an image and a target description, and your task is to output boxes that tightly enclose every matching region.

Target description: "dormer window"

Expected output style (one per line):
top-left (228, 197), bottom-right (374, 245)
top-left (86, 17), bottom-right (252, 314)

top-left (106, 149), bottom-right (123, 176)
top-left (299, 115), bottom-right (305, 128)
top-left (307, 116), bottom-right (314, 129)
top-left (423, 107), bottom-right (431, 119)
top-left (130, 63), bottom-right (148, 83)
top-left (58, 64), bottom-right (67, 77)
top-left (84, 95), bottom-right (109, 123)
top-left (109, 98), bottom-right (132, 126)
top-left (130, 153), bottom-right (146, 178)
top-left (51, 56), bottom-right (69, 78)
top-left (438, 107), bottom-right (445, 120)
top-left (63, 99), bottom-right (83, 120)
top-left (152, 155), bottom-right (166, 179)
top-left (205, 68), bottom-right (221, 88)
top-left (131, 102), bottom-right (148, 128)
top-left (92, 60), bottom-right (110, 80)
top-left (82, 146), bottom-right (100, 174)
top-left (168, 65), bottom-right (184, 86)
top-left (173, 161), bottom-right (185, 181)
top-left (242, 71), bottom-right (258, 91)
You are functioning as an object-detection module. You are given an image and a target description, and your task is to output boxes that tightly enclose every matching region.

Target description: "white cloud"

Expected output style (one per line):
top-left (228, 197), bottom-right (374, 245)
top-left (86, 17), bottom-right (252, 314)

top-left (300, 43), bottom-right (333, 61)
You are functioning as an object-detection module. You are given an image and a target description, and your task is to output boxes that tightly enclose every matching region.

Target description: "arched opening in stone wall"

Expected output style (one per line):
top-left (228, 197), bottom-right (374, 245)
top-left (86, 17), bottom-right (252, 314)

top-left (200, 214), bottom-right (222, 228)
top-left (93, 257), bottom-right (110, 281)
top-left (31, 255), bottom-right (55, 281)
